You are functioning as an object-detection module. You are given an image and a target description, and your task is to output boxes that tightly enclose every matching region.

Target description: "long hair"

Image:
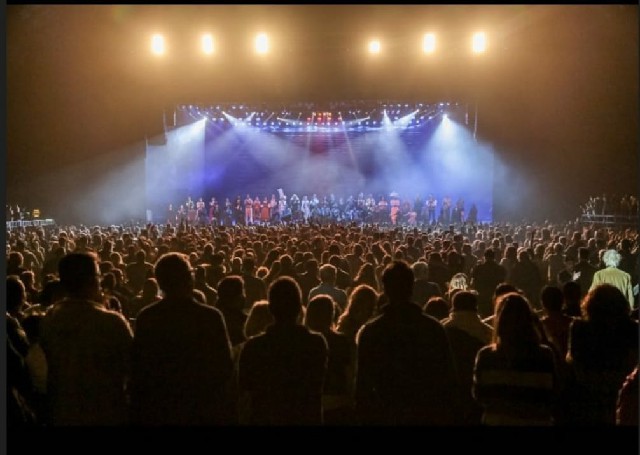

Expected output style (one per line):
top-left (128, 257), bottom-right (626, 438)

top-left (493, 292), bottom-right (540, 351)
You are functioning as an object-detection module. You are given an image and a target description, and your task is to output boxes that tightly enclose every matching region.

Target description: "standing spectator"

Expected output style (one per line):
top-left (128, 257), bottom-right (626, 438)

top-left (566, 284), bottom-right (638, 425)
top-left (38, 252), bottom-right (133, 425)
top-left (355, 260), bottom-right (459, 425)
top-left (472, 292), bottom-right (558, 425)
top-left (131, 252), bottom-right (235, 425)
top-left (590, 249), bottom-right (635, 309)
top-left (238, 277), bottom-right (328, 425)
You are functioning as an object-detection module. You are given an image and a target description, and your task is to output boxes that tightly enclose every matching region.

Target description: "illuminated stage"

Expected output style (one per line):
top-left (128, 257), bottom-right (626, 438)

top-left (145, 101), bottom-right (495, 224)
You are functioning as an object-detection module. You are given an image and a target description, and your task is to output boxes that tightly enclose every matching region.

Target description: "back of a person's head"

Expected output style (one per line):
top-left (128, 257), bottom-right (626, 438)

top-left (493, 282), bottom-right (519, 302)
top-left (7, 275), bottom-right (26, 314)
top-left (411, 261), bottom-right (429, 280)
top-left (382, 260), bottom-right (414, 302)
top-left (217, 275), bottom-right (245, 308)
top-left (581, 284), bottom-right (630, 324)
top-left (58, 252), bottom-right (99, 298)
top-left (578, 247), bottom-right (590, 261)
top-left (448, 273), bottom-right (468, 291)
top-left (39, 278), bottom-right (63, 307)
top-left (305, 294), bottom-right (335, 333)
top-left (194, 265), bottom-right (208, 282)
top-left (242, 256), bottom-right (255, 273)
top-left (483, 248), bottom-right (495, 261)
top-left (268, 276), bottom-right (302, 323)
top-left (603, 249), bottom-right (622, 268)
top-left (540, 285), bottom-right (564, 313)
top-left (154, 252), bottom-right (193, 298)
top-left (142, 277), bottom-right (160, 300)
top-left (192, 288), bottom-right (207, 305)
top-left (319, 263), bottom-right (337, 283)
top-left (244, 300), bottom-right (274, 338)
top-left (424, 297), bottom-right (450, 321)
top-left (345, 284), bottom-right (377, 323)
top-left (136, 249), bottom-right (146, 263)
top-left (451, 290), bottom-right (478, 312)
top-left (494, 292), bottom-right (539, 348)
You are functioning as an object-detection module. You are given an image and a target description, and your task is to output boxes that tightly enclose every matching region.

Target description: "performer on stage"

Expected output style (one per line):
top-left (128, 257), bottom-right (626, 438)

top-left (290, 194), bottom-right (300, 221)
top-left (441, 196), bottom-right (452, 225)
top-left (426, 194), bottom-right (438, 225)
top-left (253, 197), bottom-right (262, 225)
top-left (269, 194), bottom-right (278, 223)
top-left (178, 204), bottom-right (187, 224)
top-left (196, 197), bottom-right (206, 224)
top-left (455, 198), bottom-right (465, 224)
top-left (244, 194), bottom-right (254, 225)
top-left (209, 197), bottom-right (219, 226)
top-left (261, 197), bottom-right (270, 224)
top-left (301, 195), bottom-right (311, 223)
top-left (277, 188), bottom-right (288, 223)
top-left (389, 192), bottom-right (401, 225)
top-left (377, 196), bottom-right (389, 223)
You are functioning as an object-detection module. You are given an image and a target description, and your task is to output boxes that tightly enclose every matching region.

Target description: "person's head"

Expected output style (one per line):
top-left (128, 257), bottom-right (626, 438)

top-left (448, 273), bottom-right (468, 291)
top-left (483, 248), bottom-right (495, 262)
top-left (424, 297), bottom-right (450, 321)
top-left (154, 252), bottom-right (193, 298)
top-left (268, 277), bottom-right (302, 324)
top-left (493, 292), bottom-right (540, 348)
top-left (319, 263), bottom-right (337, 284)
top-left (141, 277), bottom-right (160, 301)
top-left (602, 249), bottom-right (622, 268)
top-left (58, 252), bottom-right (101, 301)
top-left (39, 278), bottom-right (64, 308)
top-left (305, 294), bottom-right (335, 333)
top-left (7, 275), bottom-right (26, 315)
top-left (382, 260), bottom-right (414, 303)
top-left (411, 261), bottom-right (429, 280)
top-left (540, 285), bottom-right (564, 314)
top-left (244, 300), bottom-right (275, 338)
top-left (578, 247), bottom-right (590, 262)
top-left (344, 284), bottom-right (378, 324)
top-left (242, 256), bottom-right (256, 274)
top-left (217, 275), bottom-right (246, 310)
top-left (581, 284), bottom-right (630, 324)
top-left (136, 249), bottom-right (147, 263)
top-left (451, 290), bottom-right (479, 313)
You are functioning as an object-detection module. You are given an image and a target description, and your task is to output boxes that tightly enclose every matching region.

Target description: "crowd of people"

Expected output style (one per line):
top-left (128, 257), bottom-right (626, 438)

top-left (167, 190), bottom-right (480, 227)
top-left (6, 216), bottom-right (639, 429)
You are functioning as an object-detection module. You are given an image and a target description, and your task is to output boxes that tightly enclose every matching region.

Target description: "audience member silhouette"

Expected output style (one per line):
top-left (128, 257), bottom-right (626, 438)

top-left (566, 284), bottom-right (638, 425)
top-left (355, 260), bottom-right (459, 425)
top-left (38, 252), bottom-right (133, 425)
top-left (130, 252), bottom-right (235, 425)
top-left (472, 292), bottom-right (559, 425)
top-left (238, 277), bottom-right (328, 425)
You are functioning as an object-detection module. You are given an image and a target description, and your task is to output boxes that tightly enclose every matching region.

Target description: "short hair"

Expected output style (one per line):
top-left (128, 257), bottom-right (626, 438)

top-left (58, 252), bottom-right (100, 296)
top-left (451, 291), bottom-right (478, 312)
top-left (382, 260), bottom-right (414, 301)
top-left (268, 277), bottom-right (302, 323)
top-left (305, 294), bottom-right (335, 333)
top-left (602, 249), bottom-right (622, 268)
top-left (217, 275), bottom-right (245, 304)
top-left (424, 297), bottom-right (450, 321)
top-left (412, 261), bottom-right (429, 280)
top-left (540, 286), bottom-right (564, 312)
top-left (154, 252), bottom-right (193, 297)
top-left (319, 263), bottom-right (337, 283)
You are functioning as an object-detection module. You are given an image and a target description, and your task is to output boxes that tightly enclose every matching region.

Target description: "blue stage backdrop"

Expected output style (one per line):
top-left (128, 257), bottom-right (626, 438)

top-left (145, 105), bottom-right (494, 223)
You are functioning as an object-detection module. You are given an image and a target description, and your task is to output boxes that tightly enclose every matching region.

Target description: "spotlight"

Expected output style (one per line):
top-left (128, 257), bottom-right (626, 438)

top-left (255, 33), bottom-right (269, 54)
top-left (368, 39), bottom-right (381, 54)
top-left (423, 33), bottom-right (436, 54)
top-left (151, 34), bottom-right (165, 56)
top-left (201, 34), bottom-right (214, 55)
top-left (472, 32), bottom-right (487, 54)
